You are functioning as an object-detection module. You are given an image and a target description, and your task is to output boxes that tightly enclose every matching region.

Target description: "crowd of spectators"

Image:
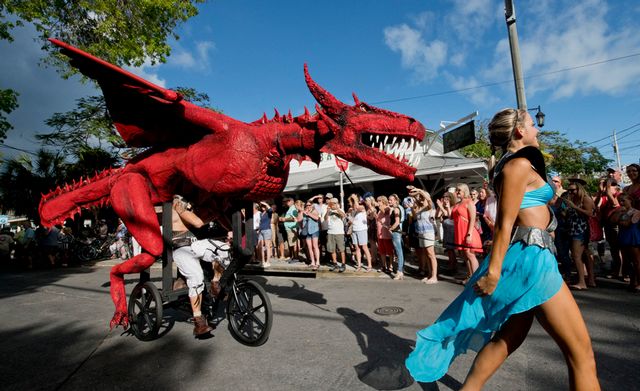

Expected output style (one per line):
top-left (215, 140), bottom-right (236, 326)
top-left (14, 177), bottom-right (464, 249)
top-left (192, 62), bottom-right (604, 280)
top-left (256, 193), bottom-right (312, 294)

top-left (250, 185), bottom-right (499, 283)
top-left (0, 218), bottom-right (131, 271)
top-left (249, 164), bottom-right (640, 293)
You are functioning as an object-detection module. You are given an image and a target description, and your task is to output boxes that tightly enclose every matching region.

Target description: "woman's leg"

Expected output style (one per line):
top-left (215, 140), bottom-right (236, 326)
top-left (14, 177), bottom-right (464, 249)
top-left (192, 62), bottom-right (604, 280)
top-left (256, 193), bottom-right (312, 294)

top-left (462, 310), bottom-right (535, 390)
top-left (312, 237), bottom-right (320, 267)
top-left (353, 241), bottom-right (362, 268)
top-left (583, 245), bottom-right (596, 287)
top-left (534, 284), bottom-right (600, 390)
top-left (305, 237), bottom-right (315, 265)
top-left (571, 239), bottom-right (587, 288)
top-left (361, 243), bottom-right (372, 270)
top-left (466, 250), bottom-right (479, 273)
top-left (392, 232), bottom-right (405, 275)
top-left (425, 246), bottom-right (438, 282)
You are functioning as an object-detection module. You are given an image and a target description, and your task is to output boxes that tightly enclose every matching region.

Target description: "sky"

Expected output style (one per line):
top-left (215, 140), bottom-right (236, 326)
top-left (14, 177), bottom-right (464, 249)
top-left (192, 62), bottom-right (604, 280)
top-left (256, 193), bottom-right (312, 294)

top-left (1, 0), bottom-right (640, 167)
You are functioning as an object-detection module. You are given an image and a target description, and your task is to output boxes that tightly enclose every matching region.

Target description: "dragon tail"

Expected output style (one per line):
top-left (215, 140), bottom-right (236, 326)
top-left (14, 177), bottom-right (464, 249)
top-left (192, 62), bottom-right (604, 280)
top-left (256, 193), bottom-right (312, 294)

top-left (39, 168), bottom-right (123, 227)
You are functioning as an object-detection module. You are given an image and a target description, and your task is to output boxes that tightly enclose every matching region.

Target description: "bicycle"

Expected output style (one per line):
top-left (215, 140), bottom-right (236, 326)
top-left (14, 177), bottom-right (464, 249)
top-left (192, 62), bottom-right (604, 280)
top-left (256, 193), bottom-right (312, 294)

top-left (126, 203), bottom-right (272, 346)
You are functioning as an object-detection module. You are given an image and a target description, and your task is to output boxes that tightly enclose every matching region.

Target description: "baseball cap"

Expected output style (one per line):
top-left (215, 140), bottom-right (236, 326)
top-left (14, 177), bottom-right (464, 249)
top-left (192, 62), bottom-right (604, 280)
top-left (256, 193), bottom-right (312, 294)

top-left (325, 192), bottom-right (334, 199)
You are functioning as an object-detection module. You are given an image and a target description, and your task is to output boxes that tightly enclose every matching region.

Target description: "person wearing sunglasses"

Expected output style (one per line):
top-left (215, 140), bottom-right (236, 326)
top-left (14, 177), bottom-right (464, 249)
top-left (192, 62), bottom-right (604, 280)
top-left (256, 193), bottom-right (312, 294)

top-left (407, 108), bottom-right (599, 389)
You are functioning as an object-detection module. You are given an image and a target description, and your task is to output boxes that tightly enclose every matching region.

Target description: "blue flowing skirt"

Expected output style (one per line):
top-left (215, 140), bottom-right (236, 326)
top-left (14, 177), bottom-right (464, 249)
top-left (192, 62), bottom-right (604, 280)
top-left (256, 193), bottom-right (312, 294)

top-left (405, 242), bottom-right (563, 383)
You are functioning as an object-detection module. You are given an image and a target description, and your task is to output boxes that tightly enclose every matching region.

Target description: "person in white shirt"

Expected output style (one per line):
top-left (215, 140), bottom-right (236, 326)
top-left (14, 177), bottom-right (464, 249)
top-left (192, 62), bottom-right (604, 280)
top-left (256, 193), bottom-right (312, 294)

top-left (347, 194), bottom-right (371, 272)
top-left (325, 197), bottom-right (346, 272)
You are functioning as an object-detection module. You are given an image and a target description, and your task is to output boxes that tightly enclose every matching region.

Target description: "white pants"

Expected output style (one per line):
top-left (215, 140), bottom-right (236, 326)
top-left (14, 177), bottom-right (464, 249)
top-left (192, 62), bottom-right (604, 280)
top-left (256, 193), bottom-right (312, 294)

top-left (172, 239), bottom-right (229, 297)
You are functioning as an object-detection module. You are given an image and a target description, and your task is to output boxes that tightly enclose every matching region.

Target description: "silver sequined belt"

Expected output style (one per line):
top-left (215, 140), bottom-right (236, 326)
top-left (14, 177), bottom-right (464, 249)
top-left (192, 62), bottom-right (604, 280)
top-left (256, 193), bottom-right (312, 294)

top-left (510, 226), bottom-right (556, 254)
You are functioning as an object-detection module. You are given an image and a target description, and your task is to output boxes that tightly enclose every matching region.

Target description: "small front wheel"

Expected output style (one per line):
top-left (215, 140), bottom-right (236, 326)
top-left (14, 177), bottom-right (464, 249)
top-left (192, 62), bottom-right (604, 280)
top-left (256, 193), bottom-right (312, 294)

top-left (78, 245), bottom-right (97, 262)
top-left (128, 281), bottom-right (163, 341)
top-left (227, 279), bottom-right (272, 346)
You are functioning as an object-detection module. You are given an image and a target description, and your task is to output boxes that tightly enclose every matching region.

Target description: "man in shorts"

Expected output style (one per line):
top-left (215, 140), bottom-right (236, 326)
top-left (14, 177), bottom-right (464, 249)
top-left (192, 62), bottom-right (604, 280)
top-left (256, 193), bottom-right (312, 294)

top-left (172, 195), bottom-right (225, 337)
top-left (280, 197), bottom-right (299, 260)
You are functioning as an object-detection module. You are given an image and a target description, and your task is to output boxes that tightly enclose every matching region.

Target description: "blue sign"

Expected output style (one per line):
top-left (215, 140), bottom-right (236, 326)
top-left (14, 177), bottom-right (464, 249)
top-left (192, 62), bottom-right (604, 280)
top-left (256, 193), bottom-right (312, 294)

top-left (0, 215), bottom-right (8, 225)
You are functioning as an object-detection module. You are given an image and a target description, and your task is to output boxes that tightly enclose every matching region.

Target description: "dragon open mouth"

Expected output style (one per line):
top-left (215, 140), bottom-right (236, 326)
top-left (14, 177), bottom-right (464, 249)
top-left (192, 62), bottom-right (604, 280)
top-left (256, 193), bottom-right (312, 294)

top-left (361, 133), bottom-right (423, 169)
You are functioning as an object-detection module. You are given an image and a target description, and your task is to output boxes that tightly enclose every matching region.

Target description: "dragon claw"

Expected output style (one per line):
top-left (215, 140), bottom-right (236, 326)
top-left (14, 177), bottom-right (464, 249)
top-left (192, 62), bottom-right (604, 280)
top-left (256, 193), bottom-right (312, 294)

top-left (110, 311), bottom-right (130, 330)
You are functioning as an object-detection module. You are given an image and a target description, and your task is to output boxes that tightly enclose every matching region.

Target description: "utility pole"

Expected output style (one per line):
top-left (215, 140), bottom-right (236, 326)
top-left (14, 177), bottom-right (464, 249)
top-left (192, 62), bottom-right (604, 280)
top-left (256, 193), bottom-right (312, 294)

top-left (612, 129), bottom-right (622, 172)
top-left (504, 0), bottom-right (527, 110)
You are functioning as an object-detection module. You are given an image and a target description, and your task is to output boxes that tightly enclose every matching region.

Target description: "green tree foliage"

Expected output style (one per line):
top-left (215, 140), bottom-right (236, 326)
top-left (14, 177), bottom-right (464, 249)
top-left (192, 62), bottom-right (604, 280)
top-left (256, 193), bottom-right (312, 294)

top-left (537, 130), bottom-right (611, 177)
top-left (0, 149), bottom-right (66, 220)
top-left (36, 86), bottom-right (218, 157)
top-left (0, 88), bottom-right (18, 141)
top-left (1, 0), bottom-right (205, 75)
top-left (460, 120), bottom-right (492, 159)
top-left (37, 95), bottom-right (121, 154)
top-left (0, 0), bottom-right (204, 139)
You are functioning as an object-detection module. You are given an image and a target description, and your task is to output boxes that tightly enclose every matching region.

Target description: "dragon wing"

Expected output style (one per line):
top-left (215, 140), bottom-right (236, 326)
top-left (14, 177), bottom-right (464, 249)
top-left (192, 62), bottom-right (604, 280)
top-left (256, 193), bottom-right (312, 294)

top-left (50, 38), bottom-right (223, 148)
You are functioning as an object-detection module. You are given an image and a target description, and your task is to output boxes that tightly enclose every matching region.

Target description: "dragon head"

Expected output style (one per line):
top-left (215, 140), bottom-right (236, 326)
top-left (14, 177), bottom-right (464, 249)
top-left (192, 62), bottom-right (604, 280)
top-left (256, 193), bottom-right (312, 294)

top-left (305, 65), bottom-right (426, 182)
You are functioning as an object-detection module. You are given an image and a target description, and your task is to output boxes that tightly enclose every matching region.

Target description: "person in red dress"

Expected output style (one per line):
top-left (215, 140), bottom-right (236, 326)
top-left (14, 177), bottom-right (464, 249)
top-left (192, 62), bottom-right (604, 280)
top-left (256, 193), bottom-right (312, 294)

top-left (452, 183), bottom-right (483, 282)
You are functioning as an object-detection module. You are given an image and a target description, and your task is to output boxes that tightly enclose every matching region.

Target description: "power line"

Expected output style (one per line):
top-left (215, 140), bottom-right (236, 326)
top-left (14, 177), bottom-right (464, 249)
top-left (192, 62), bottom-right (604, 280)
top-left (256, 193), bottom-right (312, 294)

top-left (584, 121), bottom-right (640, 146)
top-left (372, 52), bottom-right (640, 105)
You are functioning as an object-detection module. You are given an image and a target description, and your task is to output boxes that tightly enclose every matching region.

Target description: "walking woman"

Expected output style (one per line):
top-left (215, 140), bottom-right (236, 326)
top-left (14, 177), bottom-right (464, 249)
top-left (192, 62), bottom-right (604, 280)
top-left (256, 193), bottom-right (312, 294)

top-left (452, 183), bottom-right (483, 282)
top-left (406, 108), bottom-right (599, 389)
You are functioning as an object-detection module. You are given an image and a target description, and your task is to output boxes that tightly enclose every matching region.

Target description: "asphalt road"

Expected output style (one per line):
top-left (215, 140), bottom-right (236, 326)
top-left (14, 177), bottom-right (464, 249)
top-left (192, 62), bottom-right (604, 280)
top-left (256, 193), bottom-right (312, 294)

top-left (1, 263), bottom-right (638, 390)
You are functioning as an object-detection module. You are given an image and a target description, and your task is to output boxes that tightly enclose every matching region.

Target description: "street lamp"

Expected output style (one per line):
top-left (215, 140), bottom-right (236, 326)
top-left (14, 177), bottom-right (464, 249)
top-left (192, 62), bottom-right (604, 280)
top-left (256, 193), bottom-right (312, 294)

top-left (529, 105), bottom-right (545, 127)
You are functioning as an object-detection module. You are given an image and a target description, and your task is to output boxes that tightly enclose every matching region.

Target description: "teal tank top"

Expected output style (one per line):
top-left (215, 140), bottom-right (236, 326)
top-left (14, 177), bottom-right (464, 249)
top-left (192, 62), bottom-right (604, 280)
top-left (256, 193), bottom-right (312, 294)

top-left (520, 182), bottom-right (554, 209)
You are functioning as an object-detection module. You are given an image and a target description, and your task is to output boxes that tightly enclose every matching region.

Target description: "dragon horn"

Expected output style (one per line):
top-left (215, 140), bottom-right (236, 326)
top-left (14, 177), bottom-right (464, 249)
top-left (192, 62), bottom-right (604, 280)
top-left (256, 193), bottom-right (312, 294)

top-left (352, 93), bottom-right (361, 106)
top-left (304, 64), bottom-right (346, 117)
top-left (303, 106), bottom-right (310, 121)
top-left (315, 104), bottom-right (340, 136)
top-left (261, 112), bottom-right (268, 124)
top-left (273, 109), bottom-right (281, 122)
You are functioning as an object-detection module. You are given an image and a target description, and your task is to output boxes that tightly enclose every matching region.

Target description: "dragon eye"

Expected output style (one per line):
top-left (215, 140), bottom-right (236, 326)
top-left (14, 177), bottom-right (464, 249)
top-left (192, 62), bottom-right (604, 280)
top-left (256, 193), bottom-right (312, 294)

top-left (359, 104), bottom-right (368, 112)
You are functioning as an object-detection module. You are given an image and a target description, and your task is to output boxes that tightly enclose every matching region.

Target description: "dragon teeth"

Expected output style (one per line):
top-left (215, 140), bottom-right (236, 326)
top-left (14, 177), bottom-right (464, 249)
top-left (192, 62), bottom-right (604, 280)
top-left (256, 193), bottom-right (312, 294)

top-left (414, 154), bottom-right (421, 167)
top-left (376, 135), bottom-right (380, 143)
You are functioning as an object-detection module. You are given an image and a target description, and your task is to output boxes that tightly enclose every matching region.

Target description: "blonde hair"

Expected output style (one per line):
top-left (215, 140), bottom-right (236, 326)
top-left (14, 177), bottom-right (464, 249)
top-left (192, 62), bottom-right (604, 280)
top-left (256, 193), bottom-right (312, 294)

top-left (376, 195), bottom-right (389, 206)
top-left (456, 183), bottom-right (470, 198)
top-left (488, 108), bottom-right (527, 153)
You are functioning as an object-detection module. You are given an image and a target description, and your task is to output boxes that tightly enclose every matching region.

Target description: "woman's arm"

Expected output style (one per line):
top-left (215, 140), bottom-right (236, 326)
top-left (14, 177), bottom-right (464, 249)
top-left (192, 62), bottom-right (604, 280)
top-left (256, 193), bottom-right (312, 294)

top-left (389, 207), bottom-right (401, 231)
top-left (568, 196), bottom-right (594, 217)
top-left (465, 200), bottom-right (477, 240)
top-left (474, 158), bottom-right (530, 296)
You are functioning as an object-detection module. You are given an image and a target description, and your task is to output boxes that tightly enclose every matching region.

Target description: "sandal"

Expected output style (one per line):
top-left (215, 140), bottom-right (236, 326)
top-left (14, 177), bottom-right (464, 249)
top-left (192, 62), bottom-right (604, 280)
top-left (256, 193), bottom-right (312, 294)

top-left (569, 284), bottom-right (587, 291)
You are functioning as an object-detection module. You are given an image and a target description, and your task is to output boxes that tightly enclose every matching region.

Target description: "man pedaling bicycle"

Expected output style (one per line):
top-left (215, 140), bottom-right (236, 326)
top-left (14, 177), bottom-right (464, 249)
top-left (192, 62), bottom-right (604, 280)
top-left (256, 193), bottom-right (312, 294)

top-left (172, 195), bottom-right (228, 336)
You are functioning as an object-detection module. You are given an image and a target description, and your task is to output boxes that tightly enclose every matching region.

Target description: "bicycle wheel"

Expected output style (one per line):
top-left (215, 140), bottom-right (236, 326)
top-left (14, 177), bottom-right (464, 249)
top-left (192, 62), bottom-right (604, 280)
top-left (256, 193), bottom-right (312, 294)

top-left (78, 245), bottom-right (97, 262)
top-left (227, 279), bottom-right (272, 346)
top-left (128, 281), bottom-right (163, 341)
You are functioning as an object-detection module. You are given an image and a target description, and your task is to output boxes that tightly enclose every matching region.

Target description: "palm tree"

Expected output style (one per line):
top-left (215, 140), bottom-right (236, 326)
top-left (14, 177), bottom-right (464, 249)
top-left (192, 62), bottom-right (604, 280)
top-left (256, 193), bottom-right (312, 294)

top-left (0, 149), bottom-right (67, 222)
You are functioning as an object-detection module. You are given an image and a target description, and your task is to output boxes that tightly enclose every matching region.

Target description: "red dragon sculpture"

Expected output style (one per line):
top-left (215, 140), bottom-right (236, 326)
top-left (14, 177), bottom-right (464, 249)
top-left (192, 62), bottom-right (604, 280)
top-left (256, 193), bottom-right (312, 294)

top-left (39, 39), bottom-right (426, 329)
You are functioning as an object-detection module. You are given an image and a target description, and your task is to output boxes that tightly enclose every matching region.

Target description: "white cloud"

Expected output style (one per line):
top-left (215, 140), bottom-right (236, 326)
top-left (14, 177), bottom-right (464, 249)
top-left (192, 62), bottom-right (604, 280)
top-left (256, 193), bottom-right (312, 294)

top-left (447, 0), bottom-right (497, 43)
top-left (383, 24), bottom-right (447, 81)
top-left (384, 0), bottom-right (640, 109)
top-left (520, 0), bottom-right (640, 99)
top-left (166, 40), bottom-right (215, 71)
top-left (125, 60), bottom-right (167, 88)
top-left (448, 74), bottom-right (499, 107)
